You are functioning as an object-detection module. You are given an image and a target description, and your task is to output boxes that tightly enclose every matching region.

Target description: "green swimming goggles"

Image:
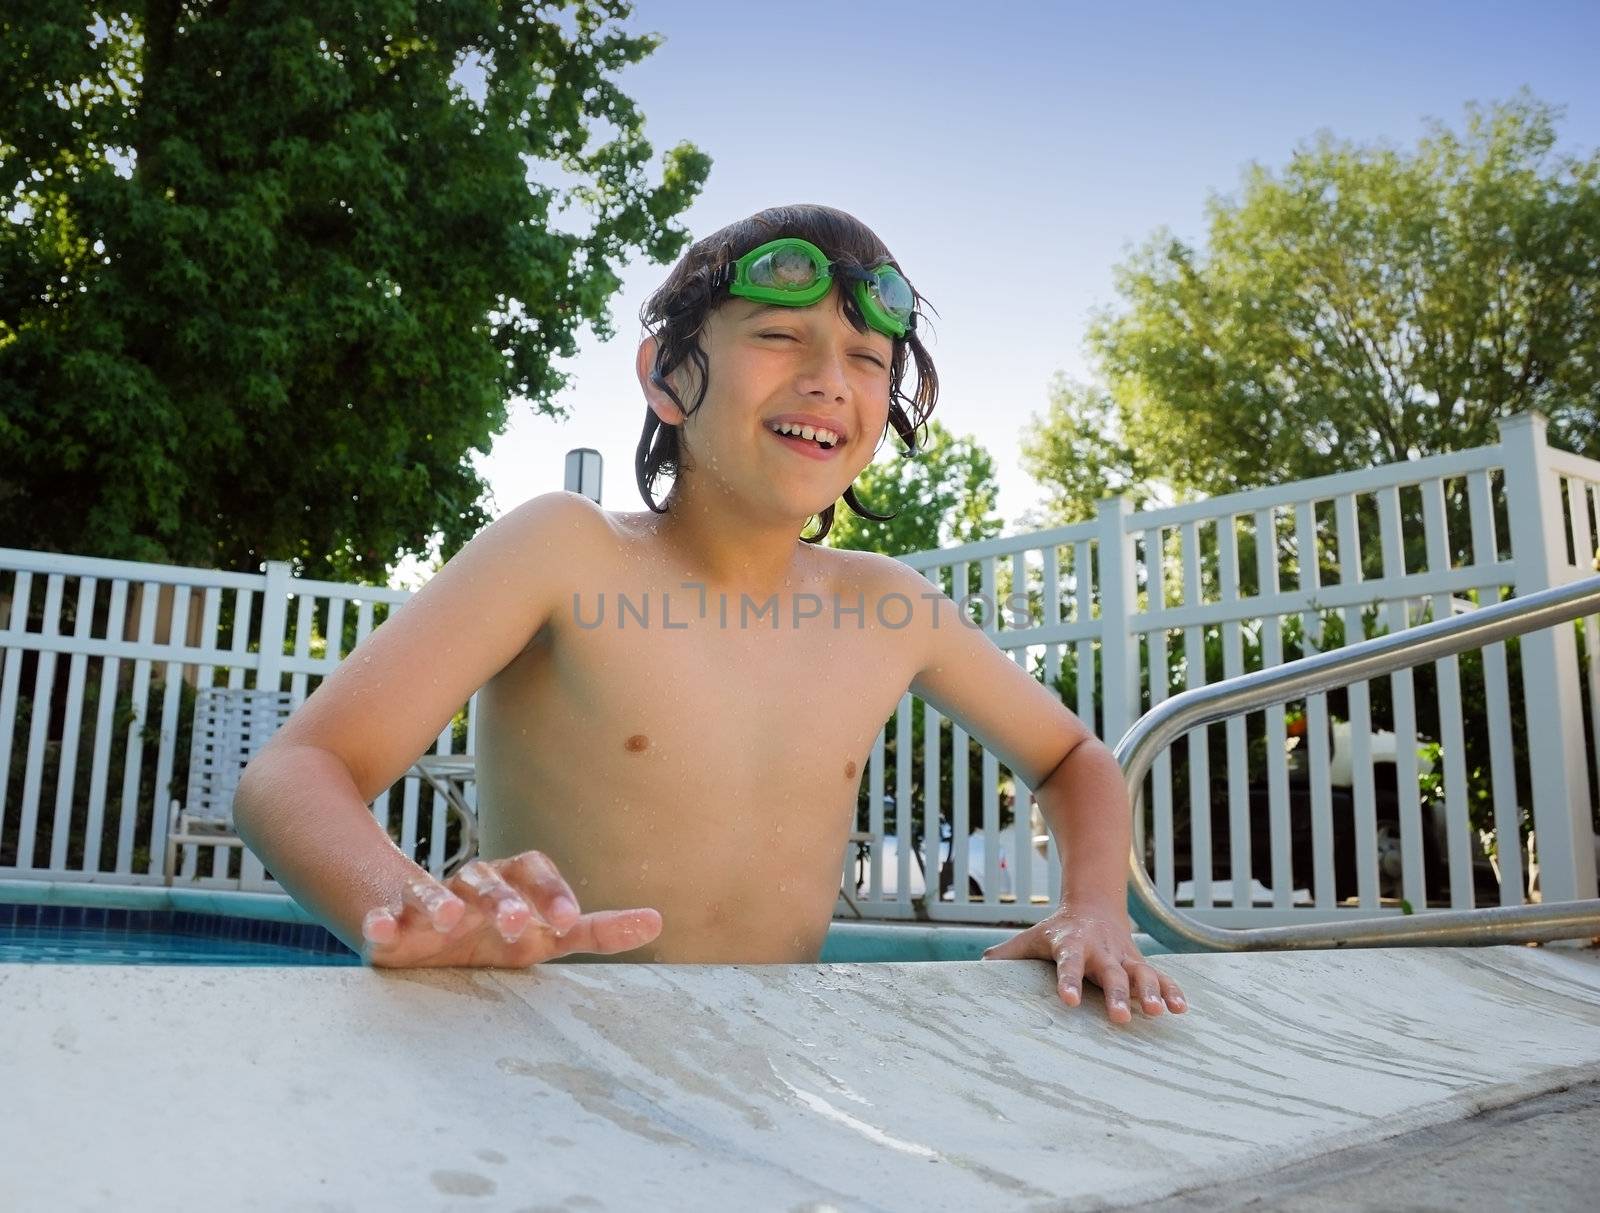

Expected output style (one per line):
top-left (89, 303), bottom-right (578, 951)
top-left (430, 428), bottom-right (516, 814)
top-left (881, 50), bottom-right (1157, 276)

top-left (726, 237), bottom-right (916, 339)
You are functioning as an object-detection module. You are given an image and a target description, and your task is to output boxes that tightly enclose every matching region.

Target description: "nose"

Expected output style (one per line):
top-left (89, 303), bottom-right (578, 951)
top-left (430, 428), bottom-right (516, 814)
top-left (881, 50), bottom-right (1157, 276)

top-left (795, 342), bottom-right (850, 402)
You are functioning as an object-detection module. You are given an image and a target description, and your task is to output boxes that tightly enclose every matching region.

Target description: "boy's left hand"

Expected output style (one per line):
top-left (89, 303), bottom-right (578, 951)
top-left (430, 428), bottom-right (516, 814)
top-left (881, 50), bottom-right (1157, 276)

top-left (980, 903), bottom-right (1188, 1024)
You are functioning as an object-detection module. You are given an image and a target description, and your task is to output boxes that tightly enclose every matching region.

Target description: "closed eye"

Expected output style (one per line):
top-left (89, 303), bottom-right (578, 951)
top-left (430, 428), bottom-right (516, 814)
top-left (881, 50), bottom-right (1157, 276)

top-left (759, 332), bottom-right (885, 369)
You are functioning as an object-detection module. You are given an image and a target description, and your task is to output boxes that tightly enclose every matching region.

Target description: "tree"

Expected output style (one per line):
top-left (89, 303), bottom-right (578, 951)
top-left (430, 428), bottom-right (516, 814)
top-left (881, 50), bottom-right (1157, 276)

top-left (822, 419), bottom-right (1003, 558)
top-left (0, 1), bottom-right (709, 581)
top-left (1017, 374), bottom-right (1156, 528)
top-left (1024, 92), bottom-right (1599, 509)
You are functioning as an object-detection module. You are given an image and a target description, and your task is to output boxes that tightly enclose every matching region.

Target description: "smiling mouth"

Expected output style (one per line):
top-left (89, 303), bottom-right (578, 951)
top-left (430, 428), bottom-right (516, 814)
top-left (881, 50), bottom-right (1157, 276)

top-left (766, 422), bottom-right (843, 451)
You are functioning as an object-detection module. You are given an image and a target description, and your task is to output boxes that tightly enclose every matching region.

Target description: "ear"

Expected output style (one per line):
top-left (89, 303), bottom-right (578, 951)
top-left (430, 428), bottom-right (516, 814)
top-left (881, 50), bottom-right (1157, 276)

top-left (637, 335), bottom-right (687, 426)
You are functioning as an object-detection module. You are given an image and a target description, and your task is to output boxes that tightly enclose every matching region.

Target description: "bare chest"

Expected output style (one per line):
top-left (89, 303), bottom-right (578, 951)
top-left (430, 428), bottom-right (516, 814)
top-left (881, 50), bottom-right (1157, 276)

top-left (536, 575), bottom-right (910, 789)
top-left (474, 534), bottom-right (918, 860)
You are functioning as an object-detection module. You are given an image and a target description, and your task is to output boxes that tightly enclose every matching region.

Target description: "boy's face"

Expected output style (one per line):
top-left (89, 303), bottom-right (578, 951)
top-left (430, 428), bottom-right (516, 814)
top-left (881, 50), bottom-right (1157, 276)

top-left (640, 282), bottom-right (896, 524)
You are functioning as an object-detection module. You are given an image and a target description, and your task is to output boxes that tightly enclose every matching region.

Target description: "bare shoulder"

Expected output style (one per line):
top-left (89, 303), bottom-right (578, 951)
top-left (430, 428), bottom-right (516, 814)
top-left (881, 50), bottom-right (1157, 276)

top-left (500, 489), bottom-right (614, 549)
top-left (814, 545), bottom-right (950, 660)
top-left (834, 546), bottom-right (947, 607)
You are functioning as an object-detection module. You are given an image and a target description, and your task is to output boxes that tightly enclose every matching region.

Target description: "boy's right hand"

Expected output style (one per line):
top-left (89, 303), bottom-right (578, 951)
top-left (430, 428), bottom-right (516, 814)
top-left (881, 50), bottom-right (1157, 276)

top-left (358, 851), bottom-right (662, 967)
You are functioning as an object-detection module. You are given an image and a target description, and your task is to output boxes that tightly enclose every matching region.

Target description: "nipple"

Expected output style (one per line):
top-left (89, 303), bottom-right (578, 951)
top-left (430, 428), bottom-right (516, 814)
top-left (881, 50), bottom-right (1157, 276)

top-left (624, 733), bottom-right (650, 753)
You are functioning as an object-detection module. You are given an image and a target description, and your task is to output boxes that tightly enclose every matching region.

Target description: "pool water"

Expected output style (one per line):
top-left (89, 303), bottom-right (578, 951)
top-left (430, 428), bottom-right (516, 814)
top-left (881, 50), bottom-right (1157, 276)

top-left (0, 883), bottom-right (1155, 965)
top-left (0, 903), bottom-right (362, 966)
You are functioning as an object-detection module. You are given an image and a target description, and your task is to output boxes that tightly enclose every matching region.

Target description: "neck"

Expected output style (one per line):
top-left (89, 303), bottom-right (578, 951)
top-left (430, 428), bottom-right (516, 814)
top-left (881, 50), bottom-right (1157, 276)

top-left (655, 475), bottom-right (819, 596)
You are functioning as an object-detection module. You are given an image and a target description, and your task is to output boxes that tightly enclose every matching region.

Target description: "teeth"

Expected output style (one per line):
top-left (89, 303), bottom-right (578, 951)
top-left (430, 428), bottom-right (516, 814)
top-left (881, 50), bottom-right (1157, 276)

top-left (771, 422), bottom-right (840, 446)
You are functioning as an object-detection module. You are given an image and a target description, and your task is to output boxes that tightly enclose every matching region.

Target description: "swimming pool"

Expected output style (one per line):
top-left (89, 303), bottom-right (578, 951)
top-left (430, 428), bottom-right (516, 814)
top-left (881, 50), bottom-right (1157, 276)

top-left (0, 880), bottom-right (1099, 964)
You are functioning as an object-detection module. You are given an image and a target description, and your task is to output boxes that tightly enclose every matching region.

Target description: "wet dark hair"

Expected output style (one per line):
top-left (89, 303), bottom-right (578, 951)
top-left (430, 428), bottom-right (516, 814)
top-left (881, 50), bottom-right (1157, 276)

top-left (636, 203), bottom-right (940, 543)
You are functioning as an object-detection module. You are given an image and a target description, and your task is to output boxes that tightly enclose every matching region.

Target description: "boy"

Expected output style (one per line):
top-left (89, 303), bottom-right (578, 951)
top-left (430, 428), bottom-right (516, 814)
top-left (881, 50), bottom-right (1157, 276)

top-left (234, 204), bottom-right (1187, 1025)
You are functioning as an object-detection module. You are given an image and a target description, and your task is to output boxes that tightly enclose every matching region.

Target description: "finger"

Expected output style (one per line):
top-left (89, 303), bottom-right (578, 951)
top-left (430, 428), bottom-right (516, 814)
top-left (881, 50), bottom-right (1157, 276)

top-left (402, 876), bottom-right (466, 934)
top-left (361, 904), bottom-right (400, 955)
top-left (548, 908), bottom-right (663, 958)
top-left (449, 860), bottom-right (534, 943)
top-left (1127, 961), bottom-right (1166, 1016)
top-left (502, 851), bottom-right (581, 936)
top-left (1088, 954), bottom-right (1132, 1023)
top-left (1053, 947), bottom-right (1086, 1006)
top-left (980, 929), bottom-right (1040, 961)
top-left (1158, 973), bottom-right (1188, 1013)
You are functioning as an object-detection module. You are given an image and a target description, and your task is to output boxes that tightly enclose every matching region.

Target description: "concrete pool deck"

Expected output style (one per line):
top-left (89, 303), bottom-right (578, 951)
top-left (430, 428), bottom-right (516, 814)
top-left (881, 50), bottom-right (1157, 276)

top-left (4, 945), bottom-right (1599, 1210)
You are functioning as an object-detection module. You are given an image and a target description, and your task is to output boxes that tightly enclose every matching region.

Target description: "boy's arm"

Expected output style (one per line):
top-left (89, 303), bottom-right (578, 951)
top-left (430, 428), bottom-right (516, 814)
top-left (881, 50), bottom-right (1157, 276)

top-left (233, 490), bottom-right (600, 954)
top-left (883, 559), bottom-right (1187, 1023)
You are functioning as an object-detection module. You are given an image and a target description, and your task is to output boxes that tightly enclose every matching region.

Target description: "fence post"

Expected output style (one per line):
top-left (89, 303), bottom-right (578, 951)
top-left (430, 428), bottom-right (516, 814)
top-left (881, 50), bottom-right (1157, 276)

top-left (1096, 495), bottom-right (1140, 747)
top-left (240, 560), bottom-right (293, 890)
top-left (1498, 412), bottom-right (1597, 902)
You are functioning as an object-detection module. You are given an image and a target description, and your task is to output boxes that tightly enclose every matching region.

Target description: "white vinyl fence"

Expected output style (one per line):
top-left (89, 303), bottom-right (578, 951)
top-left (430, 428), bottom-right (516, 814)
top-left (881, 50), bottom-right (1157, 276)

top-left (854, 411), bottom-right (1598, 925)
top-left (0, 560), bottom-right (473, 889)
top-left (3, 413), bottom-right (1597, 926)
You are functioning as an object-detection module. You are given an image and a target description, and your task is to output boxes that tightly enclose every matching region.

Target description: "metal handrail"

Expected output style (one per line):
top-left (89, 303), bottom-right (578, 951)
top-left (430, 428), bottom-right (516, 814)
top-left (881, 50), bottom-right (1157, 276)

top-left (1115, 574), bottom-right (1600, 953)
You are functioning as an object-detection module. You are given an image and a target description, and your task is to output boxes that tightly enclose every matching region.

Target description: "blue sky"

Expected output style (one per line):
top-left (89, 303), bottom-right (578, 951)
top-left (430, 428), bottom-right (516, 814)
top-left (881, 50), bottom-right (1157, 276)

top-left (452, 0), bottom-right (1599, 573)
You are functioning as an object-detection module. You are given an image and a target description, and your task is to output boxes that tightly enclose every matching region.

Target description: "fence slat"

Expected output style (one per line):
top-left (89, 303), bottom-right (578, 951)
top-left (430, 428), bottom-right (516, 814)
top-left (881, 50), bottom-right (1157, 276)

top-left (1043, 546), bottom-right (1062, 692)
top-left (16, 574), bottom-right (65, 869)
top-left (868, 727), bottom-right (886, 902)
top-left (1334, 495), bottom-right (1381, 909)
top-left (951, 560), bottom-right (971, 905)
top-left (896, 691), bottom-right (914, 908)
top-left (1422, 478), bottom-right (1475, 909)
top-left (49, 578), bottom-right (97, 871)
top-left (1073, 541), bottom-right (1096, 734)
top-left (1254, 508), bottom-right (1293, 908)
top-left (1467, 470), bottom-right (1523, 905)
top-left (1010, 551), bottom-right (1033, 907)
top-left (1216, 515), bottom-right (1252, 910)
top-left (82, 580), bottom-right (127, 874)
top-left (0, 571), bottom-right (31, 849)
top-left (114, 583), bottom-right (160, 875)
top-left (149, 585), bottom-right (190, 878)
top-left (980, 556), bottom-right (1000, 902)
top-left (1180, 521), bottom-right (1211, 908)
top-left (922, 688), bottom-right (942, 909)
top-left (1144, 527), bottom-right (1174, 903)
top-left (1295, 502), bottom-right (1337, 909)
top-left (1376, 486), bottom-right (1426, 909)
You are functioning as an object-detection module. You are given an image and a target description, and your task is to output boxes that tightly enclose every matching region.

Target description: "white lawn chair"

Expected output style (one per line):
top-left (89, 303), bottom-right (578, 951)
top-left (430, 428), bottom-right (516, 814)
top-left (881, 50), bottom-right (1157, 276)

top-left (165, 686), bottom-right (296, 884)
top-left (165, 686), bottom-right (480, 884)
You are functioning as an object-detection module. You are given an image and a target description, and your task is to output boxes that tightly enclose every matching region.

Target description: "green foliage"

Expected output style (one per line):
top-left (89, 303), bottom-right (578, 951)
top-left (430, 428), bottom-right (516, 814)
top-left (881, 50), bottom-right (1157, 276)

top-left (1018, 375), bottom-right (1155, 527)
top-left (1023, 92), bottom-right (1600, 511)
top-left (822, 420), bottom-right (1004, 558)
top-left (0, 0), bottom-right (709, 581)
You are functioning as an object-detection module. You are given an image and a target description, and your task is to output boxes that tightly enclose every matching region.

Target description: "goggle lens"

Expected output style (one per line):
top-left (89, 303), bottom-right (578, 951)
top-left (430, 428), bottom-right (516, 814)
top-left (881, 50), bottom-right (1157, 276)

top-left (868, 269), bottom-right (914, 324)
top-left (748, 246), bottom-right (823, 290)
